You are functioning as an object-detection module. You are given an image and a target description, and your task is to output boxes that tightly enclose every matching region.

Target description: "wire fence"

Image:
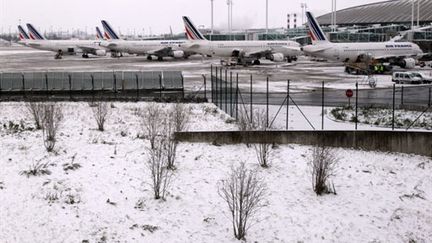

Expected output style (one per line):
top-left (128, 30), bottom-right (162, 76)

top-left (210, 66), bottom-right (432, 131)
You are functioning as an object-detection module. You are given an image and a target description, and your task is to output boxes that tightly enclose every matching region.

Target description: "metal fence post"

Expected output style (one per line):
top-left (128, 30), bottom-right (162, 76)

top-left (220, 67), bottom-right (223, 109)
top-left (215, 67), bottom-right (218, 105)
top-left (392, 84), bottom-right (396, 131)
top-left (401, 85), bottom-right (404, 105)
top-left (250, 74), bottom-right (253, 126)
top-left (113, 72), bottom-right (117, 93)
top-left (21, 73), bottom-right (25, 97)
top-left (429, 87), bottom-right (431, 107)
top-left (225, 69), bottom-right (228, 113)
top-left (286, 80), bottom-right (290, 130)
top-left (266, 76), bottom-right (269, 128)
top-left (136, 74), bottom-right (139, 100)
top-left (236, 73), bottom-right (239, 120)
top-left (321, 81), bottom-right (324, 130)
top-left (68, 74), bottom-right (72, 100)
top-left (203, 75), bottom-right (207, 101)
top-left (355, 82), bottom-right (359, 130)
top-left (230, 72), bottom-right (233, 116)
top-left (159, 74), bottom-right (163, 98)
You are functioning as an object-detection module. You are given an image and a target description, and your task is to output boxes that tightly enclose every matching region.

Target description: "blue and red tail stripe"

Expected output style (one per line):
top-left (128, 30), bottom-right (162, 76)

top-left (306, 12), bottom-right (327, 42)
top-left (182, 16), bottom-right (207, 41)
top-left (26, 23), bottom-right (45, 40)
top-left (96, 27), bottom-right (103, 40)
top-left (101, 20), bottom-right (120, 40)
top-left (18, 25), bottom-right (30, 40)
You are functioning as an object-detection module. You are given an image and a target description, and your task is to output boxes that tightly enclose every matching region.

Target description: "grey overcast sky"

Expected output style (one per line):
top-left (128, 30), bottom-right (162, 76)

top-left (0, 0), bottom-right (383, 35)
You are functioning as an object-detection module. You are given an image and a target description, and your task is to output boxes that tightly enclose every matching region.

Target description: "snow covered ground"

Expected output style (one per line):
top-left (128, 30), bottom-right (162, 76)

top-left (0, 102), bottom-right (431, 242)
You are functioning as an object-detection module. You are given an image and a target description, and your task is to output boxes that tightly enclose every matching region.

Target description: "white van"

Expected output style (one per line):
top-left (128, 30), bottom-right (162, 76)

top-left (411, 72), bottom-right (432, 84)
top-left (392, 72), bottom-right (423, 84)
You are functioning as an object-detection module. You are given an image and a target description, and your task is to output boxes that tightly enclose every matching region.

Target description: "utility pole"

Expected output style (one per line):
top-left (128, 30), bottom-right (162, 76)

top-left (411, 0), bottom-right (414, 30)
top-left (266, 0), bottom-right (269, 38)
top-left (211, 0), bottom-right (214, 41)
top-left (417, 0), bottom-right (420, 27)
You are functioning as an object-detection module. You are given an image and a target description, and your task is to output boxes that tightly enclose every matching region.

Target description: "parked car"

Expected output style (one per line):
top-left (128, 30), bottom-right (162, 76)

top-left (411, 72), bottom-right (432, 84)
top-left (392, 72), bottom-right (423, 84)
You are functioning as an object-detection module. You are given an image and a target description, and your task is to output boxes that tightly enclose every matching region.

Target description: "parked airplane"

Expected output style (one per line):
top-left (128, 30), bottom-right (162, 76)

top-left (100, 20), bottom-right (192, 60)
top-left (181, 16), bottom-right (302, 66)
top-left (96, 27), bottom-right (105, 40)
top-left (23, 23), bottom-right (107, 59)
top-left (302, 11), bottom-right (424, 70)
top-left (18, 25), bottom-right (31, 44)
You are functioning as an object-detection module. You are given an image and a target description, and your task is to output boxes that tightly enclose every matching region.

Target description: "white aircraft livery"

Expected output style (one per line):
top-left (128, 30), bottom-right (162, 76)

top-left (181, 16), bottom-right (302, 65)
top-left (22, 23), bottom-right (107, 59)
top-left (302, 11), bottom-right (424, 69)
top-left (100, 20), bottom-right (192, 60)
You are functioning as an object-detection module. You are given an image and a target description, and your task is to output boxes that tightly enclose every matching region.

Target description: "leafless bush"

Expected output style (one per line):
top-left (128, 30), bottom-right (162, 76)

top-left (147, 137), bottom-right (173, 200)
top-left (41, 103), bottom-right (63, 152)
top-left (309, 145), bottom-right (339, 195)
top-left (26, 101), bottom-right (44, 130)
top-left (237, 108), bottom-right (252, 131)
top-left (252, 109), bottom-right (273, 168)
top-left (171, 102), bottom-right (190, 132)
top-left (20, 161), bottom-right (51, 177)
top-left (91, 101), bottom-right (110, 131)
top-left (141, 103), bottom-right (163, 149)
top-left (218, 162), bottom-right (267, 240)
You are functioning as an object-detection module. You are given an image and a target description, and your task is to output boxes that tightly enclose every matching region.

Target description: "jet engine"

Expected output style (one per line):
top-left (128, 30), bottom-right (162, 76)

top-left (401, 58), bottom-right (416, 69)
top-left (269, 53), bottom-right (285, 62)
top-left (172, 50), bottom-right (185, 58)
top-left (95, 50), bottom-right (107, 56)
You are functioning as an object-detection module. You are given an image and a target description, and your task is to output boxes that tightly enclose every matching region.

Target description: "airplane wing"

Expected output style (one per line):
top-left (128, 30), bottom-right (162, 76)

top-left (77, 45), bottom-right (102, 53)
top-left (147, 46), bottom-right (172, 56)
top-left (244, 48), bottom-right (272, 58)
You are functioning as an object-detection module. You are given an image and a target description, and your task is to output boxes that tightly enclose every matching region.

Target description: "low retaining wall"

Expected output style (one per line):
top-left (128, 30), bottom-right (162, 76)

top-left (175, 131), bottom-right (432, 157)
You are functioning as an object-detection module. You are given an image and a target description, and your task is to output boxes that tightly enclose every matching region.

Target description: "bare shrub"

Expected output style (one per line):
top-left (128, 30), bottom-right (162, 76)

top-left (20, 161), bottom-right (51, 177)
top-left (218, 162), bottom-right (267, 240)
top-left (237, 108), bottom-right (252, 131)
top-left (251, 109), bottom-right (273, 168)
top-left (41, 103), bottom-right (63, 152)
top-left (309, 145), bottom-right (339, 195)
top-left (91, 101), bottom-right (110, 131)
top-left (26, 101), bottom-right (44, 130)
top-left (141, 103), bottom-right (163, 149)
top-left (147, 137), bottom-right (173, 200)
top-left (171, 102), bottom-right (190, 132)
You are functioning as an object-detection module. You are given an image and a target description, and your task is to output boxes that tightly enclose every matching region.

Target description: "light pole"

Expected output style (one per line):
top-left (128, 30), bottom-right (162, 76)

top-left (211, 0), bottom-right (214, 40)
top-left (417, 0), bottom-right (420, 27)
top-left (266, 0), bottom-right (269, 38)
top-left (411, 0), bottom-right (414, 30)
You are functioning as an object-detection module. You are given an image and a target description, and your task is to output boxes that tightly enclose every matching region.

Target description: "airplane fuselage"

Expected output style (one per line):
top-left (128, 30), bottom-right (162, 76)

top-left (25, 40), bottom-right (104, 55)
top-left (302, 42), bottom-right (423, 63)
top-left (100, 40), bottom-right (190, 57)
top-left (186, 40), bottom-right (302, 59)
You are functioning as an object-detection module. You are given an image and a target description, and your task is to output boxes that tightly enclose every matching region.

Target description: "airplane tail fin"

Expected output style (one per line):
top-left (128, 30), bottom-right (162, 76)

top-left (182, 16), bottom-right (208, 41)
top-left (26, 23), bottom-right (45, 40)
top-left (18, 25), bottom-right (30, 40)
top-left (101, 20), bottom-right (121, 40)
top-left (305, 11), bottom-right (329, 45)
top-left (96, 26), bottom-right (104, 40)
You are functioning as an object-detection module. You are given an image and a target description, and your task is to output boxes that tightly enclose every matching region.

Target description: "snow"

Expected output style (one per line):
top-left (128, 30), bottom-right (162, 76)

top-left (0, 102), bottom-right (431, 242)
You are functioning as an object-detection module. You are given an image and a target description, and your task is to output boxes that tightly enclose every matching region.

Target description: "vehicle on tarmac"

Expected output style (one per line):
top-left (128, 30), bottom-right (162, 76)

top-left (392, 72), bottom-right (424, 84)
top-left (411, 72), bottom-right (432, 84)
top-left (99, 20), bottom-right (193, 60)
top-left (303, 12), bottom-right (425, 71)
top-left (19, 24), bottom-right (108, 59)
top-left (180, 16), bottom-right (302, 66)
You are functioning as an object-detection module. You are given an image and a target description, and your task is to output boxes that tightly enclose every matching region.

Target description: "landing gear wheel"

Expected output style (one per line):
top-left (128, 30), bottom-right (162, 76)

top-left (157, 56), bottom-right (163, 61)
top-left (82, 53), bottom-right (89, 58)
top-left (253, 60), bottom-right (261, 65)
top-left (147, 55), bottom-right (153, 61)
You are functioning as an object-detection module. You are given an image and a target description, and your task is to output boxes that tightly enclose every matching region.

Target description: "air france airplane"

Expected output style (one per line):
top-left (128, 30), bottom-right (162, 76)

top-left (23, 23), bottom-right (107, 59)
top-left (17, 25), bottom-right (31, 45)
top-left (302, 11), bottom-right (424, 70)
top-left (99, 20), bottom-right (193, 60)
top-left (180, 16), bottom-right (302, 66)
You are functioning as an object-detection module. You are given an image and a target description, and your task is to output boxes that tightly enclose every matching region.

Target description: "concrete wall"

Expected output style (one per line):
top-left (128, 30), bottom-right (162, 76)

top-left (175, 131), bottom-right (432, 157)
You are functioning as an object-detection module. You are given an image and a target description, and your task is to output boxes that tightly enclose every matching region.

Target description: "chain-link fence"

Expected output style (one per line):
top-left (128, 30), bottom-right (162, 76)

top-left (0, 71), bottom-right (184, 100)
top-left (211, 66), bottom-right (432, 131)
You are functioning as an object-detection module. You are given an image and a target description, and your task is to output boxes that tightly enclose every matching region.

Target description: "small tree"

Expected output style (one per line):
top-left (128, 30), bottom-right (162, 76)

top-left (171, 102), bottom-right (190, 132)
top-left (218, 162), bottom-right (267, 240)
top-left (141, 103), bottom-right (163, 149)
top-left (26, 101), bottom-right (44, 130)
top-left (251, 109), bottom-right (273, 168)
top-left (237, 108), bottom-right (252, 131)
top-left (309, 145), bottom-right (339, 195)
top-left (91, 101), bottom-right (110, 131)
top-left (147, 137), bottom-right (172, 200)
top-left (41, 103), bottom-right (63, 152)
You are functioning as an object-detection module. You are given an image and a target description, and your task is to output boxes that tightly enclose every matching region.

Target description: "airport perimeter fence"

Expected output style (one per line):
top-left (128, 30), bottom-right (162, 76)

top-left (210, 66), bottom-right (432, 131)
top-left (0, 71), bottom-right (185, 101)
